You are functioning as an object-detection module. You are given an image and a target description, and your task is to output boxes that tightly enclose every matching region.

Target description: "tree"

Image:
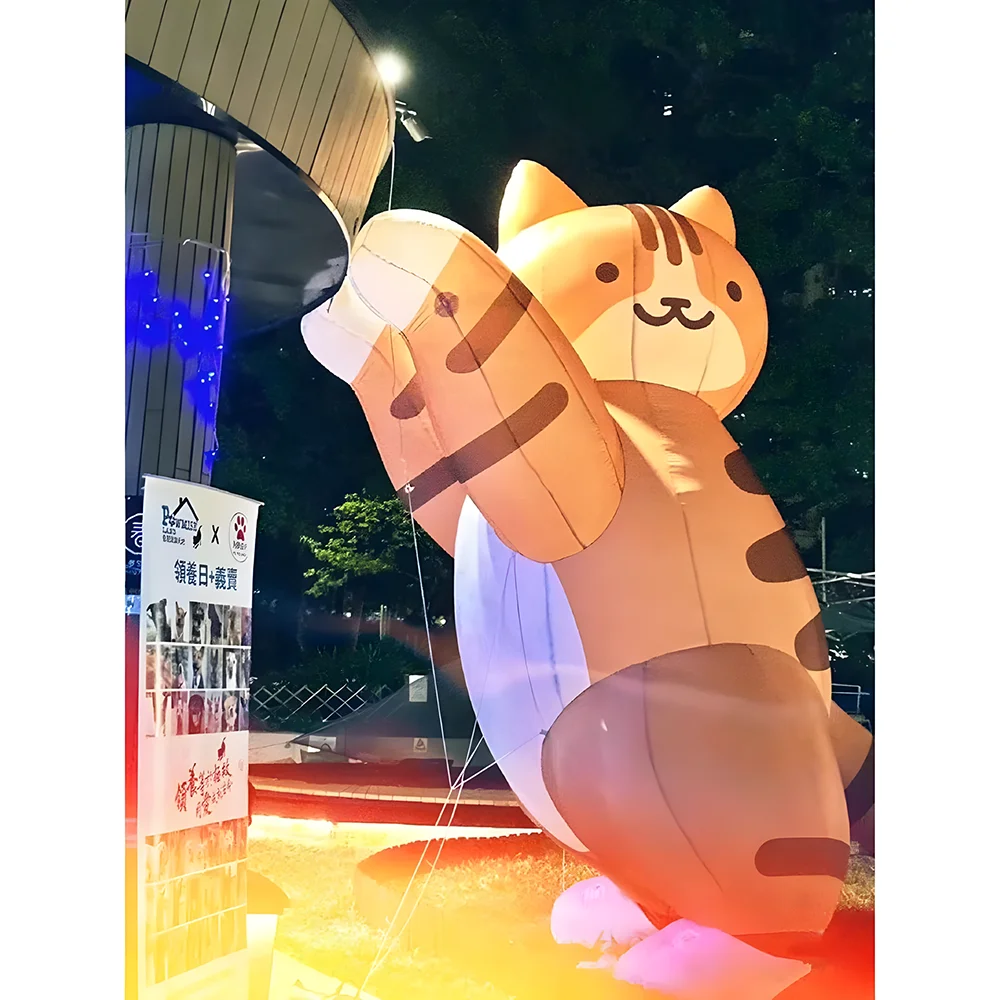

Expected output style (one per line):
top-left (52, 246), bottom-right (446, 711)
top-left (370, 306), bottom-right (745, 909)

top-left (212, 0), bottom-right (874, 681)
top-left (212, 326), bottom-right (397, 671)
top-left (358, 0), bottom-right (874, 569)
top-left (301, 493), bottom-right (454, 647)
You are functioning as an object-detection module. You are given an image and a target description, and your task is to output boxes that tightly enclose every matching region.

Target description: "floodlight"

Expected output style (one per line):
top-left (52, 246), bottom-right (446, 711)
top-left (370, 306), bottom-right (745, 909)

top-left (395, 101), bottom-right (431, 142)
top-left (401, 114), bottom-right (430, 142)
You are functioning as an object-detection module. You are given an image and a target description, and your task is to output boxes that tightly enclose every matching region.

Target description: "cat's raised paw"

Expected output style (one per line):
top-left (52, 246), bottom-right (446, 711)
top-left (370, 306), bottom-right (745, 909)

top-left (350, 209), bottom-right (470, 331)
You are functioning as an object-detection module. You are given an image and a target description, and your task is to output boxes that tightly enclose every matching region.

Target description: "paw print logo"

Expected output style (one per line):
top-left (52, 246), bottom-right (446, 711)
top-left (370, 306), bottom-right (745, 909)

top-left (434, 291), bottom-right (459, 317)
top-left (229, 512), bottom-right (250, 562)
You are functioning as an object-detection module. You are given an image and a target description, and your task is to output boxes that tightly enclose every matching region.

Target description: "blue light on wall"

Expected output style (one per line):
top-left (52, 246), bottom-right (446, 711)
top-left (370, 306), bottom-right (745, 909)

top-left (125, 258), bottom-right (230, 475)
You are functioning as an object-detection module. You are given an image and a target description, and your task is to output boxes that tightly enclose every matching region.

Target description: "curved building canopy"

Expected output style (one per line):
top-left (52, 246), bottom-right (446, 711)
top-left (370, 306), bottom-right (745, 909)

top-left (126, 0), bottom-right (395, 338)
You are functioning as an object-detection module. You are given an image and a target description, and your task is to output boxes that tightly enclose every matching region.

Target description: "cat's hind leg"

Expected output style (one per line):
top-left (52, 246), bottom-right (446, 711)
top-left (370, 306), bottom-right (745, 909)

top-left (829, 702), bottom-right (875, 856)
top-left (541, 643), bottom-right (851, 938)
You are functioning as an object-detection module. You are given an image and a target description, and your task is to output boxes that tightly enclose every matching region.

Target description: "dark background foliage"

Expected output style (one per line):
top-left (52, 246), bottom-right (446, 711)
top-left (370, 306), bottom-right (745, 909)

top-left (212, 0), bottom-right (874, 696)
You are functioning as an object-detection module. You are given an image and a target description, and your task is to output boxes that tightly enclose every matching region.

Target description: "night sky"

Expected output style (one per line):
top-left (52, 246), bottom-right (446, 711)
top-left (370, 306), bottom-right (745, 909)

top-left (212, 0), bottom-right (873, 692)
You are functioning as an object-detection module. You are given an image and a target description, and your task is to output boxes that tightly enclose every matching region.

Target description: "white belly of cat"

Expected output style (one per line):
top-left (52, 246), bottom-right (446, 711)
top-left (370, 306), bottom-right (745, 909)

top-left (453, 497), bottom-right (592, 852)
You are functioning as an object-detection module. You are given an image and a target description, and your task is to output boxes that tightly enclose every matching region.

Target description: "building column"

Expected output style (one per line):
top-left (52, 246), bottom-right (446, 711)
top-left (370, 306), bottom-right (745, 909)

top-left (125, 124), bottom-right (236, 493)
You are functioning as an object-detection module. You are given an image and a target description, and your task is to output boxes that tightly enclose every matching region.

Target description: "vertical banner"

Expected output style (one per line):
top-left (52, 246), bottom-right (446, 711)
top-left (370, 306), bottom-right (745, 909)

top-left (138, 476), bottom-right (261, 999)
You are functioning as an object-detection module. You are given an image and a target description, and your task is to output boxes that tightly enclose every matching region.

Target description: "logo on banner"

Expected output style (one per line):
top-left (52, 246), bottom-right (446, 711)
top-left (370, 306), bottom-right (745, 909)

top-left (125, 495), bottom-right (144, 596)
top-left (413, 737), bottom-right (428, 754)
top-left (230, 513), bottom-right (249, 563)
top-left (126, 513), bottom-right (143, 557)
top-left (160, 497), bottom-right (201, 547)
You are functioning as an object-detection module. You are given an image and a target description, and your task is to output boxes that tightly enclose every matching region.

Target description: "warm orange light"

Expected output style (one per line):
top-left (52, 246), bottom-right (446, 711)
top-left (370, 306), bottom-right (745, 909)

top-left (250, 814), bottom-right (539, 843)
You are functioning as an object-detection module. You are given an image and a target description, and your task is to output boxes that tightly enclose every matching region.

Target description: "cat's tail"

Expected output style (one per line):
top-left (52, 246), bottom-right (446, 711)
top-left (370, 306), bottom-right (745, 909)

top-left (829, 702), bottom-right (874, 856)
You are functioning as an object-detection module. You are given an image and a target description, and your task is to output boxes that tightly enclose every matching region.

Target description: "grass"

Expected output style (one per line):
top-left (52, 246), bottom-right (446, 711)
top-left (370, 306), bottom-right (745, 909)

top-left (248, 816), bottom-right (874, 1000)
top-left (361, 830), bottom-right (600, 916)
top-left (839, 850), bottom-right (875, 911)
top-left (248, 817), bottom-right (517, 1000)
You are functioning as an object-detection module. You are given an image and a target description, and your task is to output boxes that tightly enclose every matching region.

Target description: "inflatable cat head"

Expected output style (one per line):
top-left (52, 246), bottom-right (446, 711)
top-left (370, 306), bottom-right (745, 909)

top-left (497, 161), bottom-right (767, 417)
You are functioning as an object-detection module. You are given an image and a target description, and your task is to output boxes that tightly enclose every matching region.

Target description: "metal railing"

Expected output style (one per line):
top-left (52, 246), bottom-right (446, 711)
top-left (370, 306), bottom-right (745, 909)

top-left (250, 681), bottom-right (391, 732)
top-left (831, 682), bottom-right (870, 720)
top-left (808, 567), bottom-right (875, 610)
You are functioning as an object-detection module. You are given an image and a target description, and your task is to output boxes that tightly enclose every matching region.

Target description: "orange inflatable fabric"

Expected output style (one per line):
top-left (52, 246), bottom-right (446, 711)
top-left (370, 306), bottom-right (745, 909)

top-left (302, 161), bottom-right (874, 941)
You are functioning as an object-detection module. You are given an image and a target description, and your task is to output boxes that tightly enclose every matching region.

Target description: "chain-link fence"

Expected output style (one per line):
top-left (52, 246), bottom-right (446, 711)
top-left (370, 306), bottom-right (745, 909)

top-left (250, 682), bottom-right (391, 732)
top-left (254, 571), bottom-right (874, 733)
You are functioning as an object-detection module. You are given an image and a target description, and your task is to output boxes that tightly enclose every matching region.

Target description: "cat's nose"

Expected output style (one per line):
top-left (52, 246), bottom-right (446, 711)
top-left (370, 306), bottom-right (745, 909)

top-left (660, 296), bottom-right (692, 309)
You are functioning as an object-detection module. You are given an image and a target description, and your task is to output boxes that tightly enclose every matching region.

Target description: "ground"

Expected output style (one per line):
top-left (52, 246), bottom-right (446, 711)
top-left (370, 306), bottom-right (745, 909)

top-left (248, 816), bottom-right (874, 1000)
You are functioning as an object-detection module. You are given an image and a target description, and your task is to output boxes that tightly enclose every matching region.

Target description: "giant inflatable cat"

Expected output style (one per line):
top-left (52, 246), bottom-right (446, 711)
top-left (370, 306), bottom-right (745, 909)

top-left (302, 161), bottom-right (874, 953)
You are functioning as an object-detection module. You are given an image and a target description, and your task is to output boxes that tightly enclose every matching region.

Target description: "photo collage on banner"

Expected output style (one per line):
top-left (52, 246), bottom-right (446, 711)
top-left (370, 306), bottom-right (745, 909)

top-left (143, 819), bottom-right (248, 986)
top-left (138, 477), bottom-right (260, 998)
top-left (144, 601), bottom-right (252, 739)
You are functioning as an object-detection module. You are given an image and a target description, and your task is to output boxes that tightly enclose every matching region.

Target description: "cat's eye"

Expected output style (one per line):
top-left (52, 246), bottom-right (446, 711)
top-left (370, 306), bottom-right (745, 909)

top-left (726, 281), bottom-right (742, 302)
top-left (595, 262), bottom-right (619, 283)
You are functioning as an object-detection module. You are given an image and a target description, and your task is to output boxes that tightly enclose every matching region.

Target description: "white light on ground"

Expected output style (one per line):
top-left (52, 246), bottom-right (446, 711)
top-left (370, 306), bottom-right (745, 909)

top-left (375, 51), bottom-right (407, 88)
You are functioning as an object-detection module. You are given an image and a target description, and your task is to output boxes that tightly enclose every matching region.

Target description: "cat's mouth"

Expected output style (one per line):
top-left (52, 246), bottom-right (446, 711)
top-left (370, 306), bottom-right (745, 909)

top-left (634, 297), bottom-right (714, 330)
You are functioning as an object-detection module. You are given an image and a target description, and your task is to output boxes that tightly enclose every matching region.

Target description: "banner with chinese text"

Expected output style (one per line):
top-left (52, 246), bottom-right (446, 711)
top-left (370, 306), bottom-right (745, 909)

top-left (138, 476), bottom-right (261, 999)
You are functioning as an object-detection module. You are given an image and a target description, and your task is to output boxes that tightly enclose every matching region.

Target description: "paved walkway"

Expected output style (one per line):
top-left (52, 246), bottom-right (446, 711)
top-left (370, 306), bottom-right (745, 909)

top-left (252, 776), bottom-right (520, 808)
top-left (270, 949), bottom-right (380, 1000)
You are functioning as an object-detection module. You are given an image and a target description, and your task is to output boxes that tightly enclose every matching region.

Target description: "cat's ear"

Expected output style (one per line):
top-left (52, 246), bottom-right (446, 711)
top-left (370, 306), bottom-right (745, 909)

top-left (498, 161), bottom-right (587, 247)
top-left (669, 186), bottom-right (736, 246)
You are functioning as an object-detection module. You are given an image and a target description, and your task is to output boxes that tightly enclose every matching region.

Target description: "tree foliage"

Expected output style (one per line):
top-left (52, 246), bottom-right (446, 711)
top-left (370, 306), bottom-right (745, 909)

top-left (301, 493), bottom-right (453, 621)
top-left (212, 0), bottom-right (874, 678)
top-left (253, 639), bottom-right (429, 695)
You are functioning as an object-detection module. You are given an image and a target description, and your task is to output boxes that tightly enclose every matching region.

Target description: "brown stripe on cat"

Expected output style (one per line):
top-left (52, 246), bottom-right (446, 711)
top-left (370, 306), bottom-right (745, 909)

top-left (625, 204), bottom-right (659, 252)
top-left (396, 457), bottom-right (457, 512)
top-left (845, 739), bottom-right (874, 826)
top-left (669, 211), bottom-right (703, 255)
top-left (754, 838), bottom-right (851, 879)
top-left (724, 449), bottom-right (767, 495)
top-left (389, 374), bottom-right (425, 420)
top-left (794, 612), bottom-right (830, 672)
top-left (645, 205), bottom-right (682, 265)
top-left (397, 382), bottom-right (571, 510)
top-left (446, 272), bottom-right (534, 373)
top-left (451, 382), bottom-right (570, 482)
top-left (746, 528), bottom-right (808, 583)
